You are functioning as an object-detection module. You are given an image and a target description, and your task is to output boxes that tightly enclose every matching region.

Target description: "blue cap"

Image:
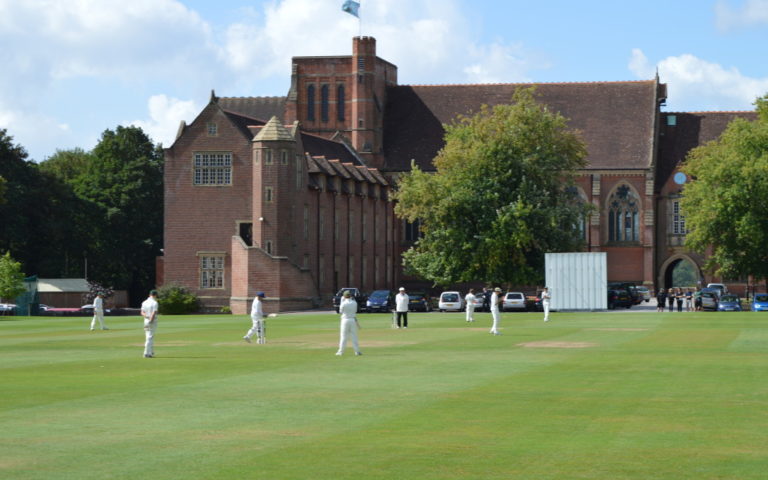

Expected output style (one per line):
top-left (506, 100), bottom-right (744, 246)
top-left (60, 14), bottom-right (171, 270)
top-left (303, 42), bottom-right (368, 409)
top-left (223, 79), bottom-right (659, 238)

top-left (256, 292), bottom-right (265, 298)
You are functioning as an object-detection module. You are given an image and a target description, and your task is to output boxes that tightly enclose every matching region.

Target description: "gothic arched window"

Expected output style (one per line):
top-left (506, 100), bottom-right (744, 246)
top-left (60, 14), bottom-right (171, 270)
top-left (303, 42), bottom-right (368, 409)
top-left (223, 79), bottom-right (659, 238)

top-left (307, 85), bottom-right (315, 121)
top-left (608, 184), bottom-right (640, 243)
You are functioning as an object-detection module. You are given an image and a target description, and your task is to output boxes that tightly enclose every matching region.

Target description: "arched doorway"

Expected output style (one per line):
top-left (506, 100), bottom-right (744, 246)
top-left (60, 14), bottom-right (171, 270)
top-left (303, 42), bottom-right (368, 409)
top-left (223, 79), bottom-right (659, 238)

top-left (658, 255), bottom-right (702, 291)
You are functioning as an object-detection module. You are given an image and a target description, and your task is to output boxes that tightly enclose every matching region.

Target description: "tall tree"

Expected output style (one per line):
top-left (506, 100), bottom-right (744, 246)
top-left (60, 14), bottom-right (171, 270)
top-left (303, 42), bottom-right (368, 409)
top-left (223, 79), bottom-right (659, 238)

top-left (394, 88), bottom-right (591, 286)
top-left (71, 126), bottom-right (164, 301)
top-left (0, 251), bottom-right (25, 303)
top-left (681, 94), bottom-right (768, 283)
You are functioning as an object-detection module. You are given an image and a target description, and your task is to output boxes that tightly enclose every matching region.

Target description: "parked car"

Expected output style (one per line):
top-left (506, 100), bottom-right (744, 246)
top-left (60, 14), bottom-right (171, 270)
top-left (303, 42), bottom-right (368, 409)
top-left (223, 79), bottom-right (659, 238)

top-left (526, 293), bottom-right (543, 312)
top-left (635, 286), bottom-right (651, 302)
top-left (502, 292), bottom-right (527, 312)
top-left (80, 304), bottom-right (112, 315)
top-left (717, 294), bottom-right (742, 312)
top-left (700, 291), bottom-right (719, 311)
top-left (608, 282), bottom-right (642, 305)
top-left (752, 293), bottom-right (768, 312)
top-left (707, 283), bottom-right (728, 296)
top-left (0, 303), bottom-right (17, 315)
top-left (332, 288), bottom-right (365, 313)
top-left (408, 292), bottom-right (432, 312)
top-left (365, 289), bottom-right (393, 313)
top-left (438, 291), bottom-right (464, 312)
top-left (607, 289), bottom-right (633, 309)
top-left (468, 293), bottom-right (484, 312)
top-left (39, 304), bottom-right (53, 311)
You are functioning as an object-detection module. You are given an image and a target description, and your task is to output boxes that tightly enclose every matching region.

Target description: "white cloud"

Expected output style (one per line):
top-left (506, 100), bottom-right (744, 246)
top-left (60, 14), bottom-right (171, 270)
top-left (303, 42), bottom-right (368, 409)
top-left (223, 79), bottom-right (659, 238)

top-left (130, 95), bottom-right (201, 148)
top-left (629, 48), bottom-right (768, 111)
top-left (715, 0), bottom-right (768, 31)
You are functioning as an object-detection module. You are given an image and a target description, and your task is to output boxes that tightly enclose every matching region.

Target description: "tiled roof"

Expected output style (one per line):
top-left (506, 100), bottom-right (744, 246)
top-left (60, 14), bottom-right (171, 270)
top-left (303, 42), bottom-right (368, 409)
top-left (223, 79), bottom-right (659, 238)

top-left (253, 116), bottom-right (294, 142)
top-left (657, 111), bottom-right (758, 188)
top-left (219, 96), bottom-right (286, 122)
top-left (300, 132), bottom-right (361, 166)
top-left (382, 81), bottom-right (660, 172)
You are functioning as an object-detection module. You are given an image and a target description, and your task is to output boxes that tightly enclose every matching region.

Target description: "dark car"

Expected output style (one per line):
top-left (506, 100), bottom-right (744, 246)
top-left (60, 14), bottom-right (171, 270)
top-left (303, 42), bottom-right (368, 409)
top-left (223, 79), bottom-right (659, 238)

top-left (609, 282), bottom-right (641, 305)
top-left (332, 288), bottom-right (365, 313)
top-left (365, 290), bottom-right (393, 313)
top-left (526, 293), bottom-right (543, 312)
top-left (408, 292), bottom-right (432, 312)
top-left (607, 289), bottom-right (633, 309)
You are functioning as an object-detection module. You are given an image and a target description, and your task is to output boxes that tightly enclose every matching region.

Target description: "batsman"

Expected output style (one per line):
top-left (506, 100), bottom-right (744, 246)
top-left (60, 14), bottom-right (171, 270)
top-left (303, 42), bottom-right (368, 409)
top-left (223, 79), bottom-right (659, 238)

top-left (244, 291), bottom-right (267, 344)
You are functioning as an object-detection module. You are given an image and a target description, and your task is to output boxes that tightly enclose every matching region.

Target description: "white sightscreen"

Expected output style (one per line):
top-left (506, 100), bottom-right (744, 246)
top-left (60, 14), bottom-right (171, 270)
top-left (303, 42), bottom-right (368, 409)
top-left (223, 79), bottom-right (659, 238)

top-left (545, 252), bottom-right (607, 310)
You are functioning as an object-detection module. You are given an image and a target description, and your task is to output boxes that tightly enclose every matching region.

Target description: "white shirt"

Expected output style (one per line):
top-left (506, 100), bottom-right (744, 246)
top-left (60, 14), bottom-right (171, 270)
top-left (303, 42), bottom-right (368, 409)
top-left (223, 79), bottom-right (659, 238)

top-left (395, 292), bottom-right (409, 312)
top-left (250, 297), bottom-right (264, 321)
top-left (94, 296), bottom-right (103, 313)
top-left (542, 290), bottom-right (551, 304)
top-left (465, 293), bottom-right (476, 307)
top-left (490, 292), bottom-right (499, 312)
top-left (141, 296), bottom-right (158, 321)
top-left (339, 297), bottom-right (358, 320)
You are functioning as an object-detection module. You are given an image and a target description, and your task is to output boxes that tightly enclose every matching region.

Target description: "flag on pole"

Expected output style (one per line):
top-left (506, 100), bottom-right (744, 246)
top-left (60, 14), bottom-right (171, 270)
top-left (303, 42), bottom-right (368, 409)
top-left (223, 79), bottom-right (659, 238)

top-left (342, 0), bottom-right (360, 18)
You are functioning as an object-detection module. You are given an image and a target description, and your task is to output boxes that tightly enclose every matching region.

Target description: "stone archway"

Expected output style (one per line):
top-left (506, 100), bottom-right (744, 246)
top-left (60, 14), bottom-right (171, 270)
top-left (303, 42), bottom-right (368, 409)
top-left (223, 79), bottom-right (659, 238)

top-left (658, 254), bottom-right (702, 291)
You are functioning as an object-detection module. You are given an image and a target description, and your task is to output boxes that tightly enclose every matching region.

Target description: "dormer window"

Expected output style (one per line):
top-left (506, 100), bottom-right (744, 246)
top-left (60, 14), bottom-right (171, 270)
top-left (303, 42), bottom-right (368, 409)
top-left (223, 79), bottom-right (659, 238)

top-left (207, 122), bottom-right (218, 136)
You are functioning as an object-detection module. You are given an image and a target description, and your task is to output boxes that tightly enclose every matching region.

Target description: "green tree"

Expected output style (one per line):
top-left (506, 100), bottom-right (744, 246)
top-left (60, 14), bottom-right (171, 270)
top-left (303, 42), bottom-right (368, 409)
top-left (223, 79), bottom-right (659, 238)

top-left (0, 175), bottom-right (7, 204)
top-left (681, 94), bottom-right (768, 283)
top-left (0, 252), bottom-right (26, 303)
top-left (71, 126), bottom-right (164, 302)
top-left (394, 88), bottom-right (591, 286)
top-left (38, 148), bottom-right (92, 182)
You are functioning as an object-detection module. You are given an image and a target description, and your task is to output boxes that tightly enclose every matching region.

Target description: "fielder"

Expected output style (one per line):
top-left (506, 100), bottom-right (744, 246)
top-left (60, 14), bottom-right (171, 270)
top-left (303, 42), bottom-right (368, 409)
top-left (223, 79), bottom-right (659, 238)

top-left (542, 287), bottom-right (551, 322)
top-left (244, 292), bottom-right (266, 344)
top-left (336, 290), bottom-right (362, 356)
top-left (489, 287), bottom-right (502, 335)
top-left (90, 293), bottom-right (108, 330)
top-left (141, 290), bottom-right (159, 358)
top-left (464, 288), bottom-right (477, 322)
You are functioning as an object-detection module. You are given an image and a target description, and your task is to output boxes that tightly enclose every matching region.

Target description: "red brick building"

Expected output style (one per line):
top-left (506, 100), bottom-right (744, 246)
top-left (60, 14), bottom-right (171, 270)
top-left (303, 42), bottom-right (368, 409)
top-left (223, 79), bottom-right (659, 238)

top-left (162, 36), bottom-right (755, 312)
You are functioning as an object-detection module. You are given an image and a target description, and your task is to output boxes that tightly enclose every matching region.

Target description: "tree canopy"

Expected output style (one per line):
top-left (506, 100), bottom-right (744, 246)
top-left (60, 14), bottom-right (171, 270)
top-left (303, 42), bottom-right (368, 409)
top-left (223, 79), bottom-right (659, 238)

top-left (394, 88), bottom-right (591, 286)
top-left (681, 94), bottom-right (768, 282)
top-left (0, 251), bottom-right (26, 303)
top-left (1, 126), bottom-right (163, 303)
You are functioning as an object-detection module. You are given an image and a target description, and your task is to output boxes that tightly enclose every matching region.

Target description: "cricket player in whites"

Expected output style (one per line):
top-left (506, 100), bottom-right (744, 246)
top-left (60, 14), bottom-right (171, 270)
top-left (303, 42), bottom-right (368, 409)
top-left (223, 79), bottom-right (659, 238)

top-left (90, 293), bottom-right (108, 330)
top-left (141, 290), bottom-right (159, 358)
top-left (244, 292), bottom-right (267, 344)
top-left (489, 287), bottom-right (502, 335)
top-left (542, 287), bottom-right (551, 322)
top-left (464, 288), bottom-right (477, 322)
top-left (336, 290), bottom-right (362, 356)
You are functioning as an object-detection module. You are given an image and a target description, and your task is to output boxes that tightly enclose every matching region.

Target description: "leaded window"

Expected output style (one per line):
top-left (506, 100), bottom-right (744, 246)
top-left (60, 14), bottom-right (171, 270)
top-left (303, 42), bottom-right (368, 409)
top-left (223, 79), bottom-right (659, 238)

top-left (608, 184), bottom-right (640, 243)
top-left (194, 152), bottom-right (231, 185)
top-left (199, 255), bottom-right (225, 289)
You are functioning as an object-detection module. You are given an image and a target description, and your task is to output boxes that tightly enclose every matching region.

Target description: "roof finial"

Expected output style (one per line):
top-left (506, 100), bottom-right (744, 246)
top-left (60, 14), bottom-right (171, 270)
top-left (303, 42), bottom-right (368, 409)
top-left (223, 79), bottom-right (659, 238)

top-left (210, 89), bottom-right (218, 104)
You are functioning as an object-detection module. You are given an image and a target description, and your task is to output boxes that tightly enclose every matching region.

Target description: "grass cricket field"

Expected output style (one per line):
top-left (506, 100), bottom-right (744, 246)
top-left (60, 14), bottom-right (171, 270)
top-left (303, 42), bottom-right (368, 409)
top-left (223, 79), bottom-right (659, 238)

top-left (2, 309), bottom-right (767, 479)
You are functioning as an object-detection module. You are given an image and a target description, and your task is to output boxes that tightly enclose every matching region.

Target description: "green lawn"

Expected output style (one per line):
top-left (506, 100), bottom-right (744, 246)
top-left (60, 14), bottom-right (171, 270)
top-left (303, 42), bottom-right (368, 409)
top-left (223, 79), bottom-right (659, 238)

top-left (2, 310), bottom-right (767, 479)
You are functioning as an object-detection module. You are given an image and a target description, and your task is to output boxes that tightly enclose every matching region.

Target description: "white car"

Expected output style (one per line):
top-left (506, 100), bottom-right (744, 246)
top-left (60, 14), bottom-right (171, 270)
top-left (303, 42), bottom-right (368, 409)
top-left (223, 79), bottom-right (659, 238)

top-left (438, 291), bottom-right (464, 312)
top-left (502, 292), bottom-right (527, 311)
top-left (0, 303), bottom-right (17, 314)
top-left (706, 283), bottom-right (727, 295)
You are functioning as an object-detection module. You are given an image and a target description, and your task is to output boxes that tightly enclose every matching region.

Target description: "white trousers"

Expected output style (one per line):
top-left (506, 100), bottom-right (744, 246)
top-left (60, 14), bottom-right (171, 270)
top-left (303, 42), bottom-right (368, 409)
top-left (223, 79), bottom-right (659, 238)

top-left (490, 309), bottom-right (500, 334)
top-left (543, 302), bottom-right (550, 321)
top-left (245, 319), bottom-right (265, 344)
top-left (143, 319), bottom-right (157, 356)
top-left (91, 310), bottom-right (105, 330)
top-left (466, 305), bottom-right (475, 322)
top-left (337, 317), bottom-right (360, 354)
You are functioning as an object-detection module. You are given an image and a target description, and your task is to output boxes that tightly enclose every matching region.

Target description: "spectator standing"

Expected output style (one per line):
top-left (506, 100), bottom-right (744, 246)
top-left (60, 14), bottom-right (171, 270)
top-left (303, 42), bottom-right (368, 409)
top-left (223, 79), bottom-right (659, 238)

top-left (676, 288), bottom-right (684, 312)
top-left (668, 288), bottom-right (675, 311)
top-left (656, 288), bottom-right (667, 312)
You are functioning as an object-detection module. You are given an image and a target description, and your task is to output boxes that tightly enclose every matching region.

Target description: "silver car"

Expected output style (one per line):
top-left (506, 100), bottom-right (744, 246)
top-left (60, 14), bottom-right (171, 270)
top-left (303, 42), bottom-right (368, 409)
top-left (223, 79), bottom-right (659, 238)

top-left (502, 292), bottom-right (527, 311)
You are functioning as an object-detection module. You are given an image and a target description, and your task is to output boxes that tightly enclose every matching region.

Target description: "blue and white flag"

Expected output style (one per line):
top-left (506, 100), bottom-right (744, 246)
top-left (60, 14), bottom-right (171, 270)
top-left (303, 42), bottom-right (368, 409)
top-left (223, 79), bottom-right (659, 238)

top-left (342, 0), bottom-right (360, 18)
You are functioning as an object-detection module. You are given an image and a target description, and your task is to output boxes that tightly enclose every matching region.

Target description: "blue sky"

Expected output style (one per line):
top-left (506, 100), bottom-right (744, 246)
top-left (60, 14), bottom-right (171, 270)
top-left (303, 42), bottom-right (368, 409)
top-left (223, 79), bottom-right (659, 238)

top-left (1, 0), bottom-right (767, 162)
